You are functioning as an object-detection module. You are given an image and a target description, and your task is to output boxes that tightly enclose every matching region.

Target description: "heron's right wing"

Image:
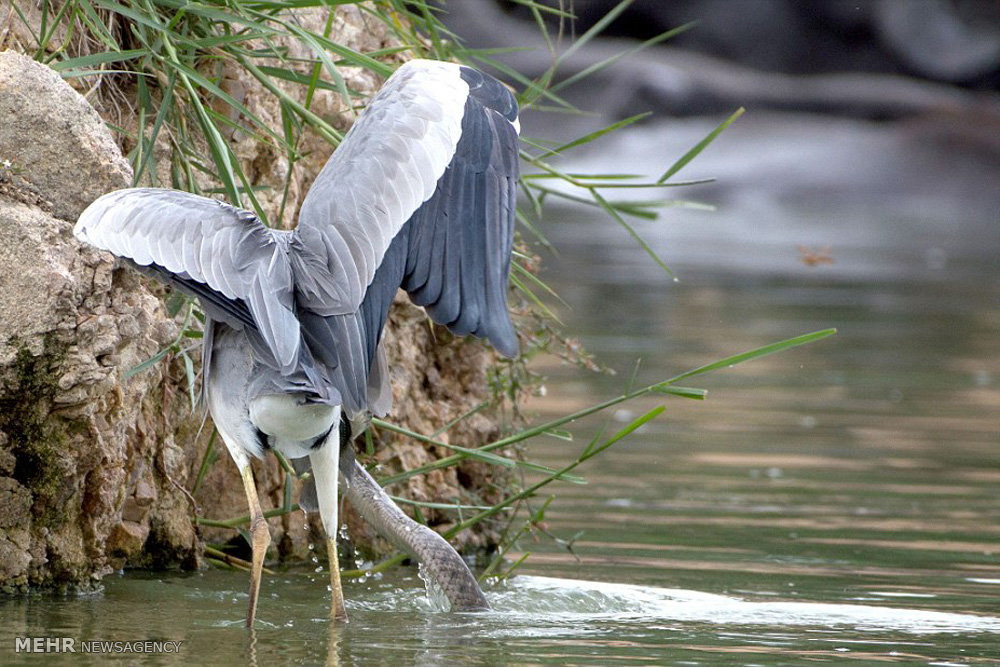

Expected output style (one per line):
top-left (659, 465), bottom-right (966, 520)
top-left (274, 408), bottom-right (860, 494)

top-left (291, 60), bottom-right (470, 317)
top-left (291, 60), bottom-right (520, 354)
top-left (75, 188), bottom-right (301, 372)
top-left (290, 61), bottom-right (519, 415)
top-left (399, 65), bottom-right (520, 356)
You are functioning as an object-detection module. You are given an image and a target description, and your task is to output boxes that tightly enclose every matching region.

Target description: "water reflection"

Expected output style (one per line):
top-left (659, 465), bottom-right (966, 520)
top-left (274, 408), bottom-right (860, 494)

top-left (502, 110), bottom-right (1000, 662)
top-left (4, 569), bottom-right (998, 665)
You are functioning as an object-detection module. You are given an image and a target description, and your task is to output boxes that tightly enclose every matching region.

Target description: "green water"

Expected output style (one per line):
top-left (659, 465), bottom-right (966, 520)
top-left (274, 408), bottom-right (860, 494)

top-left (4, 567), bottom-right (999, 665)
top-left (2, 115), bottom-right (999, 664)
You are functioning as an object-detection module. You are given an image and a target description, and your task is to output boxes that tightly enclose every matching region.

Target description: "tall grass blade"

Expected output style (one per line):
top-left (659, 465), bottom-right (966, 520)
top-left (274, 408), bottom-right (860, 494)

top-left (663, 328), bottom-right (839, 385)
top-left (658, 107), bottom-right (745, 183)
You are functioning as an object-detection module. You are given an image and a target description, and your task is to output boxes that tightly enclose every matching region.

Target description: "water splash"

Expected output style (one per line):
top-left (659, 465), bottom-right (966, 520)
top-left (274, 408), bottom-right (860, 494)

top-left (416, 564), bottom-right (451, 613)
top-left (490, 577), bottom-right (1000, 635)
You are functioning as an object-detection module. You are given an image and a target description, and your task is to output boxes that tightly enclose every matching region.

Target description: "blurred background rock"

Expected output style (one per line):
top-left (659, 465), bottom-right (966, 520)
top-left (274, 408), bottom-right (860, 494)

top-left (441, 0), bottom-right (1000, 140)
top-left (502, 0), bottom-right (1000, 86)
top-left (439, 0), bottom-right (1000, 278)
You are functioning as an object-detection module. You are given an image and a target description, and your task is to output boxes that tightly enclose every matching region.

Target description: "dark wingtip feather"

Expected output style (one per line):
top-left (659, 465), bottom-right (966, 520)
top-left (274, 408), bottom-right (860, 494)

top-left (490, 324), bottom-right (519, 359)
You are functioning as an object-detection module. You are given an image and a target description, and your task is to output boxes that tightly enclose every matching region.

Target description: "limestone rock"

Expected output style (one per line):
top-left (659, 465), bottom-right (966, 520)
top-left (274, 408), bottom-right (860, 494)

top-left (0, 51), bottom-right (202, 592)
top-left (0, 51), bottom-right (132, 221)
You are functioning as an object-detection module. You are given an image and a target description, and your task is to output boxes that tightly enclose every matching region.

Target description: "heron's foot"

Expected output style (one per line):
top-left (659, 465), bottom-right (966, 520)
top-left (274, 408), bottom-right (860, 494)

top-left (328, 537), bottom-right (348, 622)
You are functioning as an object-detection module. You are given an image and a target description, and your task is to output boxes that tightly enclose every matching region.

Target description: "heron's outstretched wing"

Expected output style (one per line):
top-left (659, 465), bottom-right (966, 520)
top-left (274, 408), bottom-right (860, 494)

top-left (400, 65), bottom-right (519, 356)
top-left (292, 60), bottom-right (519, 343)
top-left (291, 60), bottom-right (520, 414)
top-left (74, 188), bottom-right (301, 373)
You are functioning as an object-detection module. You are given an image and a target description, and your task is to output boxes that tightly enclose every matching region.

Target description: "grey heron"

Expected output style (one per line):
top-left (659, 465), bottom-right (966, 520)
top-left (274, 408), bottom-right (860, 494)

top-left (74, 59), bottom-right (520, 625)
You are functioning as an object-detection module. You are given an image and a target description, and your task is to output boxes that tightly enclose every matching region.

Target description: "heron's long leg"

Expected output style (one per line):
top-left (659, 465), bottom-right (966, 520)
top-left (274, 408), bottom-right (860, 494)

top-left (310, 437), bottom-right (348, 622)
top-left (239, 464), bottom-right (271, 628)
top-left (327, 538), bottom-right (346, 622)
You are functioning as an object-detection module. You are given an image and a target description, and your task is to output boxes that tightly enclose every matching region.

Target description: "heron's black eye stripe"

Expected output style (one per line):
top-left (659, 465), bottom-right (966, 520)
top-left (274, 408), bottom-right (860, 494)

top-left (309, 423), bottom-right (337, 450)
top-left (255, 428), bottom-right (270, 451)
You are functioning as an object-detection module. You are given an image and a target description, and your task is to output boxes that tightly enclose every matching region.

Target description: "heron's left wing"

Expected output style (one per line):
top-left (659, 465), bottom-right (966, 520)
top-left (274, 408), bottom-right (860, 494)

top-left (292, 59), bottom-right (518, 338)
top-left (290, 60), bottom-right (520, 414)
top-left (75, 188), bottom-right (301, 373)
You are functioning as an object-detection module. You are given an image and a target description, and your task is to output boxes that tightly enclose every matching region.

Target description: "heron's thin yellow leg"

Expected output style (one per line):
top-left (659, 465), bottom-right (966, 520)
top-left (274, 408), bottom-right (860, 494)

top-left (328, 536), bottom-right (347, 621)
top-left (240, 465), bottom-right (271, 628)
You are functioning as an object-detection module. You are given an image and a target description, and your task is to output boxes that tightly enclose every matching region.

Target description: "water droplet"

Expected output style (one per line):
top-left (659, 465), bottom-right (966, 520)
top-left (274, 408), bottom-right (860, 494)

top-left (417, 564), bottom-right (451, 612)
top-left (613, 408), bottom-right (634, 423)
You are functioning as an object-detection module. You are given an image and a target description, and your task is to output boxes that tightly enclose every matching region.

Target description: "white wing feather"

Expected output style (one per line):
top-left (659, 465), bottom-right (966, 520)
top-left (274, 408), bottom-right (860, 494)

top-left (75, 189), bottom-right (301, 372)
top-left (292, 60), bottom-right (469, 315)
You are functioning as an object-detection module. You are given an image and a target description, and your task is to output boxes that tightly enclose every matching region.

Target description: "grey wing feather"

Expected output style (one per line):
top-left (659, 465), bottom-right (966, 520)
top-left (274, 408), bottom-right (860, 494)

top-left (300, 229), bottom-right (408, 415)
top-left (294, 61), bottom-right (520, 416)
top-left (402, 67), bottom-right (520, 356)
top-left (74, 188), bottom-right (301, 373)
top-left (77, 61), bottom-right (520, 421)
top-left (291, 60), bottom-right (469, 316)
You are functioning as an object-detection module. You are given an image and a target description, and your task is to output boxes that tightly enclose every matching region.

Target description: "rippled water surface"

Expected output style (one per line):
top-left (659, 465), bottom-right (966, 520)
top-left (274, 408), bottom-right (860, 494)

top-left (4, 569), bottom-right (1000, 665)
top-left (2, 114), bottom-right (998, 665)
